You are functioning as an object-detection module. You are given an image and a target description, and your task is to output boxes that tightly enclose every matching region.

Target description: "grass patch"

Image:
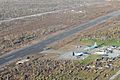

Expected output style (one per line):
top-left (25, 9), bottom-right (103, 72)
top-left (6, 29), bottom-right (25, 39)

top-left (80, 38), bottom-right (120, 46)
top-left (80, 54), bottom-right (101, 65)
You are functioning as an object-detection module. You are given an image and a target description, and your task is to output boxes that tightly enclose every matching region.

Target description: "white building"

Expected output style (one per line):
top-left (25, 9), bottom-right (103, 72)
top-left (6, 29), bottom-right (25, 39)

top-left (94, 50), bottom-right (107, 55)
top-left (16, 59), bottom-right (30, 65)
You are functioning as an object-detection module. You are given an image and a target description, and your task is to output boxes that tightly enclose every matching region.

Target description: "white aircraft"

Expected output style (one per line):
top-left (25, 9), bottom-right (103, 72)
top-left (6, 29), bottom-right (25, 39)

top-left (73, 52), bottom-right (88, 56)
top-left (84, 42), bottom-right (99, 51)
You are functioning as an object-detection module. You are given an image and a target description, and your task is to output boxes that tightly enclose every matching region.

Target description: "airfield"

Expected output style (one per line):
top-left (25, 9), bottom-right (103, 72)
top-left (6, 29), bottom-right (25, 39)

top-left (0, 0), bottom-right (120, 80)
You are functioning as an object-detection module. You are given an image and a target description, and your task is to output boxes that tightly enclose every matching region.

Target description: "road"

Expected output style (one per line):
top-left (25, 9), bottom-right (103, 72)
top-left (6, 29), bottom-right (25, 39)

top-left (0, 9), bottom-right (66, 24)
top-left (0, 1), bottom-right (107, 24)
top-left (109, 70), bottom-right (120, 80)
top-left (0, 10), bottom-right (120, 67)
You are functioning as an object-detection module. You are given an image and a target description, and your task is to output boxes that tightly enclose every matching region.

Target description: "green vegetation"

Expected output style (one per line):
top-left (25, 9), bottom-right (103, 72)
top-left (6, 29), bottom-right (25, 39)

top-left (80, 54), bottom-right (101, 65)
top-left (80, 38), bottom-right (120, 46)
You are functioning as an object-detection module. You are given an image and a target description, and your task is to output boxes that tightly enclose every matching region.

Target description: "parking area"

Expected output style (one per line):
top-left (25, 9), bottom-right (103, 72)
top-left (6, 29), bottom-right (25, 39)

top-left (58, 44), bottom-right (120, 60)
top-left (58, 51), bottom-right (89, 60)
